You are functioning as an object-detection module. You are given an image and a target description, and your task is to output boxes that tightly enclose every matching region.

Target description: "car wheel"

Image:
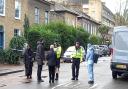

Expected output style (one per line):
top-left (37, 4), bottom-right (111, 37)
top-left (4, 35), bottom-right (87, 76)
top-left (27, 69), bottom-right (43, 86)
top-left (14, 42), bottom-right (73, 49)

top-left (112, 71), bottom-right (117, 79)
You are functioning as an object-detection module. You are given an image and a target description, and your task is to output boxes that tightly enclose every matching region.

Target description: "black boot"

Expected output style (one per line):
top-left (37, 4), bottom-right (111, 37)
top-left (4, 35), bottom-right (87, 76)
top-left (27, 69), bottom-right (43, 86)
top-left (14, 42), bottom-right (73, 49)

top-left (52, 80), bottom-right (54, 83)
top-left (55, 73), bottom-right (58, 80)
top-left (49, 80), bottom-right (51, 84)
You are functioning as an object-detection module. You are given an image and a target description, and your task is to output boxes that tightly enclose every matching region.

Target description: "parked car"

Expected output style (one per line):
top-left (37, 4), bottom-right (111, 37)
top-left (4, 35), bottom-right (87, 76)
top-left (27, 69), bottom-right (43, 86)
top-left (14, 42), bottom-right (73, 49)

top-left (63, 46), bottom-right (85, 63)
top-left (93, 45), bottom-right (103, 57)
top-left (110, 26), bottom-right (128, 79)
top-left (99, 45), bottom-right (110, 56)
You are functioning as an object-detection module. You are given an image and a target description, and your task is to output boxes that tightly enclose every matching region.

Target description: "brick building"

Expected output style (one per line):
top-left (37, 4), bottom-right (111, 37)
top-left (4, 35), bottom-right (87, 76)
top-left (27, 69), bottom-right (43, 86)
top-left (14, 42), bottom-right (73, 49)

top-left (0, 0), bottom-right (50, 49)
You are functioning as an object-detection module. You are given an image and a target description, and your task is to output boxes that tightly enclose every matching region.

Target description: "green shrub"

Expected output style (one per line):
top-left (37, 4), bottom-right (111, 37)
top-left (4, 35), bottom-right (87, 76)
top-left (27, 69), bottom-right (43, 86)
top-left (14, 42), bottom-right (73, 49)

top-left (28, 30), bottom-right (41, 51)
top-left (89, 35), bottom-right (102, 45)
top-left (28, 22), bottom-right (90, 51)
top-left (45, 22), bottom-right (89, 50)
top-left (9, 36), bottom-right (26, 50)
top-left (40, 30), bottom-right (61, 50)
top-left (0, 48), bottom-right (21, 64)
top-left (4, 49), bottom-right (21, 64)
top-left (8, 36), bottom-right (26, 64)
top-left (0, 49), bottom-right (5, 63)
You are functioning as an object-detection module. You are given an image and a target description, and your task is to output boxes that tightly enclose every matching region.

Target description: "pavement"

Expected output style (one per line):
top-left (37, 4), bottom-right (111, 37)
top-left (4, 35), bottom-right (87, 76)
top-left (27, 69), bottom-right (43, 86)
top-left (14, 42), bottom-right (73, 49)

top-left (0, 61), bottom-right (48, 76)
top-left (0, 64), bottom-right (24, 76)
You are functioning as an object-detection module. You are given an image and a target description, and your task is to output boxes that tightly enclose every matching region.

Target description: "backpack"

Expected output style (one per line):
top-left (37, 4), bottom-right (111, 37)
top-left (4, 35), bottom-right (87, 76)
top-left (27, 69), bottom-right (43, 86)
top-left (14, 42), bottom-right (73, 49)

top-left (93, 53), bottom-right (99, 64)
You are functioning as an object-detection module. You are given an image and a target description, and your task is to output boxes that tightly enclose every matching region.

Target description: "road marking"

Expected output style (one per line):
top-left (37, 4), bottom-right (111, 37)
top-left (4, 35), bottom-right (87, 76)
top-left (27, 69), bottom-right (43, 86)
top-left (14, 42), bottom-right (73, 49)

top-left (64, 82), bottom-right (73, 86)
top-left (71, 83), bottom-right (80, 87)
top-left (89, 83), bottom-right (98, 89)
top-left (52, 81), bottom-right (72, 89)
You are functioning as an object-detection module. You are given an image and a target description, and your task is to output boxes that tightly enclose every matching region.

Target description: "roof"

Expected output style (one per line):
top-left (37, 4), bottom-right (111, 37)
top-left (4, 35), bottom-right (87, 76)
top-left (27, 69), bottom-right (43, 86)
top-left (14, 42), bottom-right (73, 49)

top-left (38, 0), bottom-right (52, 5)
top-left (51, 3), bottom-right (79, 15)
top-left (76, 10), bottom-right (100, 25)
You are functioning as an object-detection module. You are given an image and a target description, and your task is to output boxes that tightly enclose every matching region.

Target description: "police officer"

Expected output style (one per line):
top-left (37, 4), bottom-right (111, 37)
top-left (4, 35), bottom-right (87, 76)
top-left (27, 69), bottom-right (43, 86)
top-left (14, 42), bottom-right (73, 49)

top-left (54, 43), bottom-right (62, 80)
top-left (71, 42), bottom-right (83, 80)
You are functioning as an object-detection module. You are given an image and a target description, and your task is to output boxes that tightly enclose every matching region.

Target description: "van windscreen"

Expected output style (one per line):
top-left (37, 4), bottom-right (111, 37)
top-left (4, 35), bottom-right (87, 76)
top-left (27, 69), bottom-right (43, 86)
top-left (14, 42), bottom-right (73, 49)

top-left (115, 31), bottom-right (128, 50)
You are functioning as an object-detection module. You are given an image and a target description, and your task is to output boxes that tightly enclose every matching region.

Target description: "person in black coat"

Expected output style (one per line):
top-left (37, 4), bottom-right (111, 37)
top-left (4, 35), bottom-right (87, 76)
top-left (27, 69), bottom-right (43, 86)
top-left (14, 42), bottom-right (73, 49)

top-left (46, 45), bottom-right (57, 83)
top-left (35, 40), bottom-right (45, 82)
top-left (24, 44), bottom-right (33, 79)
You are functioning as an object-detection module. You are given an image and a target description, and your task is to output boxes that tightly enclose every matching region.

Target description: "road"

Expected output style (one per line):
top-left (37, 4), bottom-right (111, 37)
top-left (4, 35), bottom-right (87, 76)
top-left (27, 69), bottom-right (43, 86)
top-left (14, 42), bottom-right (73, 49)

top-left (0, 57), bottom-right (128, 89)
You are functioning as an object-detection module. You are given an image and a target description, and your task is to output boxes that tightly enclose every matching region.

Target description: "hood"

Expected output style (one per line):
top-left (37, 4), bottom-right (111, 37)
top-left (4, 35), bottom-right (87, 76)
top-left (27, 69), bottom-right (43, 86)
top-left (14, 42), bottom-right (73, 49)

top-left (87, 43), bottom-right (94, 50)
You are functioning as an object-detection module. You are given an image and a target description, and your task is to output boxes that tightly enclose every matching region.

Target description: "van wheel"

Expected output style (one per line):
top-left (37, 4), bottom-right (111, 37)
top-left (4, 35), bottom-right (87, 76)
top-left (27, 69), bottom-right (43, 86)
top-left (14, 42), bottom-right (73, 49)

top-left (112, 71), bottom-right (117, 79)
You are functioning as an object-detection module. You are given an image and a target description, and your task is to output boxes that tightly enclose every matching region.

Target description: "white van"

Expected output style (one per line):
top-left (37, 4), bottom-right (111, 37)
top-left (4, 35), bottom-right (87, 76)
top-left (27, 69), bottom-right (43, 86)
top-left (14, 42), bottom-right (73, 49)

top-left (111, 26), bottom-right (128, 79)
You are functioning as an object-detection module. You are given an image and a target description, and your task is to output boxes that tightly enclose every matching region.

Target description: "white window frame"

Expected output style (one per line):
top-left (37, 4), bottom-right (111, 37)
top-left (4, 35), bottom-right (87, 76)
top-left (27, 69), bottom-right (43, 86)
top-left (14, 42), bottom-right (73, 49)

top-left (15, 0), bottom-right (21, 20)
top-left (35, 7), bottom-right (40, 24)
top-left (14, 29), bottom-right (20, 36)
top-left (0, 0), bottom-right (5, 16)
top-left (45, 11), bottom-right (49, 24)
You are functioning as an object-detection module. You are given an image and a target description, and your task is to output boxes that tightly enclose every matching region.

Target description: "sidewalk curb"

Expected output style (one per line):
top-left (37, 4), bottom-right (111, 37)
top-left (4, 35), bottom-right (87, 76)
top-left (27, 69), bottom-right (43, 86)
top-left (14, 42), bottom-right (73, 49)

top-left (0, 70), bottom-right (24, 76)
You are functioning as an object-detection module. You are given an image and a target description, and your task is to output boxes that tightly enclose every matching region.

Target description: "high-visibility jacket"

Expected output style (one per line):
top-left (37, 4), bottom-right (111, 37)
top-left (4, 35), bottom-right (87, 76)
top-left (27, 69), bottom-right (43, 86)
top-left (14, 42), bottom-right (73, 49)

top-left (71, 46), bottom-right (83, 62)
top-left (54, 46), bottom-right (62, 59)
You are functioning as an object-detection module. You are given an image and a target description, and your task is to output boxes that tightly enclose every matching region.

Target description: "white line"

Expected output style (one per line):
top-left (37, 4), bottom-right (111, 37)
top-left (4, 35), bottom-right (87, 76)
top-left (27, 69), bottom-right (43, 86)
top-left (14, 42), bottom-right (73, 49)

top-left (72, 83), bottom-right (80, 87)
top-left (52, 81), bottom-right (71, 89)
top-left (89, 84), bottom-right (98, 89)
top-left (64, 82), bottom-right (73, 86)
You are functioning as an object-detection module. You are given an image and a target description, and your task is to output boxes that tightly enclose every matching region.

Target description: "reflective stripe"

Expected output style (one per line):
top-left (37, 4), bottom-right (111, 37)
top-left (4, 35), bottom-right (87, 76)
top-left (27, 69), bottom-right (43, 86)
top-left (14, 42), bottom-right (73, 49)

top-left (54, 46), bottom-right (62, 59)
top-left (71, 46), bottom-right (83, 61)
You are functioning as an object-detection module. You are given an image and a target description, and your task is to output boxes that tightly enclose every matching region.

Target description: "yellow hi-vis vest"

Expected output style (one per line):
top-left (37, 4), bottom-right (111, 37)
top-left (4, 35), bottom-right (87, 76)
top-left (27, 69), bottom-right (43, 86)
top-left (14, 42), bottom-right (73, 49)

top-left (54, 46), bottom-right (62, 59)
top-left (71, 46), bottom-right (83, 62)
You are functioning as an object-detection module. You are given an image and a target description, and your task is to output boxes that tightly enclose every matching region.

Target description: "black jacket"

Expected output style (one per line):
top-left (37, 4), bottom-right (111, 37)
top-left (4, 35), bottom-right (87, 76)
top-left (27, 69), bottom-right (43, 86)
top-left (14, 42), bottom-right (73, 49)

top-left (36, 43), bottom-right (45, 65)
top-left (24, 48), bottom-right (33, 64)
top-left (46, 49), bottom-right (57, 66)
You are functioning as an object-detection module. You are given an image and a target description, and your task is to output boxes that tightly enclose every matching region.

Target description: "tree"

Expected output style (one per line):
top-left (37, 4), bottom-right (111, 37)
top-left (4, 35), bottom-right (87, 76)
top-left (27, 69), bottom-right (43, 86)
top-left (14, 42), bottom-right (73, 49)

top-left (114, 0), bottom-right (128, 26)
top-left (89, 35), bottom-right (102, 45)
top-left (23, 14), bottom-right (30, 40)
top-left (98, 25), bottom-right (109, 44)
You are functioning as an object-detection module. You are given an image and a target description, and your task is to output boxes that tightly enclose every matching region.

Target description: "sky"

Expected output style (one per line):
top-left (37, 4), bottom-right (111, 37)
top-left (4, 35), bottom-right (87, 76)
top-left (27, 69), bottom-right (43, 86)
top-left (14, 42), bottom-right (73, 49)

top-left (102, 0), bottom-right (127, 13)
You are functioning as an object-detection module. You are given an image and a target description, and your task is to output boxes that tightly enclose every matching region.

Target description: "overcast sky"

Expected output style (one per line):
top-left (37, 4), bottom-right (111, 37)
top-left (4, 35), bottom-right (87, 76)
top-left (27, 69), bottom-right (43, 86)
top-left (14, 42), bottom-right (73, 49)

top-left (102, 0), bottom-right (127, 13)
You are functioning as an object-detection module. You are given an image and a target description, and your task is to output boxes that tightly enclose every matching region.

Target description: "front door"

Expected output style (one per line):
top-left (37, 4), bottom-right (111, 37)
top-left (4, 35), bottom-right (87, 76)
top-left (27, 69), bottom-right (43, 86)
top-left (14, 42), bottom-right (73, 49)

top-left (0, 26), bottom-right (4, 49)
top-left (0, 32), bottom-right (3, 48)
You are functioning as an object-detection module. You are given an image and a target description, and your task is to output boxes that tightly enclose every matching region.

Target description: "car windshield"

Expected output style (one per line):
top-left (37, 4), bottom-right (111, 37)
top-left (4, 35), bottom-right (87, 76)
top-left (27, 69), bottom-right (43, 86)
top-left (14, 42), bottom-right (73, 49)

top-left (66, 47), bottom-right (74, 52)
top-left (115, 31), bottom-right (128, 50)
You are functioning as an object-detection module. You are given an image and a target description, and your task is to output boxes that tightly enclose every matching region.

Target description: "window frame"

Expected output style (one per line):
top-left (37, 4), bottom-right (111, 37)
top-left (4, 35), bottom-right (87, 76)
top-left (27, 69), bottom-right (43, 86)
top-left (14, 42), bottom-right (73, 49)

top-left (15, 0), bottom-right (21, 20)
top-left (35, 7), bottom-right (40, 24)
top-left (0, 0), bottom-right (5, 16)
top-left (45, 11), bottom-right (49, 24)
top-left (14, 29), bottom-right (20, 36)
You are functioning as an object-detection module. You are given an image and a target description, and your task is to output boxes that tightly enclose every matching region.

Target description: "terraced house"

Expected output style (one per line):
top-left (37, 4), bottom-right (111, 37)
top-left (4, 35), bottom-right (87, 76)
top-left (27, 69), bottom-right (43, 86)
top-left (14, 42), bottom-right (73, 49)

top-left (0, 0), bottom-right (50, 49)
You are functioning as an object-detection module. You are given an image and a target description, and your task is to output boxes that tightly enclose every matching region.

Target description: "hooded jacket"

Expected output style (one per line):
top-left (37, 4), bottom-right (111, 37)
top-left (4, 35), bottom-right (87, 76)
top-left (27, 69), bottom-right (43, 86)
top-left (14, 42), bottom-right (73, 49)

top-left (86, 44), bottom-right (94, 61)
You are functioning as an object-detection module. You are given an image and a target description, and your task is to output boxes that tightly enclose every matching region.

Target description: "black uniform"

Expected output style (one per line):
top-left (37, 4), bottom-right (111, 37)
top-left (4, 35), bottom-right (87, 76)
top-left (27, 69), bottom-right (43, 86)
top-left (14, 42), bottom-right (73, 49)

top-left (36, 42), bottom-right (45, 82)
top-left (46, 49), bottom-right (57, 83)
top-left (72, 58), bottom-right (80, 80)
top-left (24, 48), bottom-right (33, 79)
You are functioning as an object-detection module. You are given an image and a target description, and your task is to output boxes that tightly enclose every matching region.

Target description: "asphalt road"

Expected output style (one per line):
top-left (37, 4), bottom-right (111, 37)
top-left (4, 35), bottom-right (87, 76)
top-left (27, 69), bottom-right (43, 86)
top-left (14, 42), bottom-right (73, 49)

top-left (0, 57), bottom-right (128, 89)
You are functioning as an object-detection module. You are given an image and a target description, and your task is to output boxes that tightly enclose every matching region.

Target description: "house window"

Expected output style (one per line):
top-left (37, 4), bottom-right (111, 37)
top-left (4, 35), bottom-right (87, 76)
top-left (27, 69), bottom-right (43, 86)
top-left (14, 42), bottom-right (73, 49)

top-left (0, 0), bottom-right (5, 16)
top-left (14, 29), bottom-right (20, 36)
top-left (35, 7), bottom-right (39, 23)
top-left (45, 11), bottom-right (49, 24)
top-left (15, 0), bottom-right (21, 19)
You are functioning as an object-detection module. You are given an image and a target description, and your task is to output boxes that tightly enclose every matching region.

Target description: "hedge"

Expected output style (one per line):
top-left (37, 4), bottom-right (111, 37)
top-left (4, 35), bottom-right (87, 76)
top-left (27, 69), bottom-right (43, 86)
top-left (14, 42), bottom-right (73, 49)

top-left (28, 22), bottom-right (90, 51)
top-left (89, 35), bottom-right (102, 45)
top-left (9, 36), bottom-right (26, 50)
